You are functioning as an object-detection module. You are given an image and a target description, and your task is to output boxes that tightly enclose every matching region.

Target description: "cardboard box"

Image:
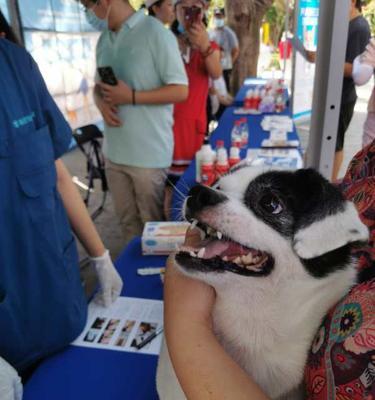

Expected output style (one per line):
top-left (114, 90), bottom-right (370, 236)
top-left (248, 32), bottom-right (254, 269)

top-left (142, 222), bottom-right (190, 255)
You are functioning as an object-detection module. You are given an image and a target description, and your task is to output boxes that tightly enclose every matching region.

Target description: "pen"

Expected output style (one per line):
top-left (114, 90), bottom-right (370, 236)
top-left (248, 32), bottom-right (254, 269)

top-left (137, 267), bottom-right (165, 276)
top-left (136, 327), bottom-right (164, 350)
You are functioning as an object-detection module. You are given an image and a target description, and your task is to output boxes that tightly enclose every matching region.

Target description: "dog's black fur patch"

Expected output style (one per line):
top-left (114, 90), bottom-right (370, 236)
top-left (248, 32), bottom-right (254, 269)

top-left (301, 244), bottom-right (353, 278)
top-left (244, 169), bottom-right (345, 238)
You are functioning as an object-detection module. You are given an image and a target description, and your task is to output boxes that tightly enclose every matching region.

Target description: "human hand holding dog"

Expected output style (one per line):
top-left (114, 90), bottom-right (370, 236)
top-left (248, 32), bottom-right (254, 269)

top-left (165, 228), bottom-right (215, 325)
top-left (164, 228), bottom-right (269, 400)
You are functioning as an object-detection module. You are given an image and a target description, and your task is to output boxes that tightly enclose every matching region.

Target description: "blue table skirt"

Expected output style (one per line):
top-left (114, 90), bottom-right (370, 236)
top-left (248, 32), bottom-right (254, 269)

top-left (24, 238), bottom-right (166, 400)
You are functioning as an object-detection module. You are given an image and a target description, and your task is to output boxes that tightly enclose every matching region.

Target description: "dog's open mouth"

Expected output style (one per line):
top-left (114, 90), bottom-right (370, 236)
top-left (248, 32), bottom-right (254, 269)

top-left (176, 220), bottom-right (274, 276)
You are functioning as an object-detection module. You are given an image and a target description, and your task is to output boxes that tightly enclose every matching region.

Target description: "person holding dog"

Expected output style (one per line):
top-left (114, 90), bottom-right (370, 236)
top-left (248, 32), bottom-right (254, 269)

top-left (0, 19), bottom-right (123, 399)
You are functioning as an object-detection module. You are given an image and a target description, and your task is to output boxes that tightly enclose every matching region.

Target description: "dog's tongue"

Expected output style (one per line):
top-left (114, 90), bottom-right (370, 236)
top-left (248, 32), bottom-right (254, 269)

top-left (203, 240), bottom-right (248, 259)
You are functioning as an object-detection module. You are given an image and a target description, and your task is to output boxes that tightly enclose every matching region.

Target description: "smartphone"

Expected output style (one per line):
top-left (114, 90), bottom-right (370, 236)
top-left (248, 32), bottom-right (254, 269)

top-left (98, 66), bottom-right (118, 86)
top-left (184, 6), bottom-right (201, 28)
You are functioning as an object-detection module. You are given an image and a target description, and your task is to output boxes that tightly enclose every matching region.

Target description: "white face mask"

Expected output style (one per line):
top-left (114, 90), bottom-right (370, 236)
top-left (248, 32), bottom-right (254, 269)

top-left (214, 18), bottom-right (225, 28)
top-left (85, 4), bottom-right (112, 31)
top-left (86, 9), bottom-right (108, 31)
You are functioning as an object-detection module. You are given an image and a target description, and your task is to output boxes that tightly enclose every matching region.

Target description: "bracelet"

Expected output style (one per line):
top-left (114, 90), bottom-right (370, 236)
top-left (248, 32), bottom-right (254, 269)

top-left (201, 44), bottom-right (214, 59)
top-left (132, 89), bottom-right (136, 106)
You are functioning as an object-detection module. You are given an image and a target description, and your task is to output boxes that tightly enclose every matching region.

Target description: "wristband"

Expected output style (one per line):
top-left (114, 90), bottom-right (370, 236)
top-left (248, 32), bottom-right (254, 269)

top-left (132, 89), bottom-right (136, 106)
top-left (201, 44), bottom-right (214, 58)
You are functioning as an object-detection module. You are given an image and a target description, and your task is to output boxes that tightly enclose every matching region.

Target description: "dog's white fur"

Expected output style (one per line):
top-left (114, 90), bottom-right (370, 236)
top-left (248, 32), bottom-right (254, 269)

top-left (157, 167), bottom-right (368, 399)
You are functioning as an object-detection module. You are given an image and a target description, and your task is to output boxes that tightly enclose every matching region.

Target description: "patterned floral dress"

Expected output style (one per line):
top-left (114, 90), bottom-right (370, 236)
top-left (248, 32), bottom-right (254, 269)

top-left (304, 140), bottom-right (375, 399)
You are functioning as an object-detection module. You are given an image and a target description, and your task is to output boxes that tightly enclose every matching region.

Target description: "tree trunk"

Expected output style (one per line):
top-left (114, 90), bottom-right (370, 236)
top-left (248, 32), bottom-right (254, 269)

top-left (227, 0), bottom-right (274, 93)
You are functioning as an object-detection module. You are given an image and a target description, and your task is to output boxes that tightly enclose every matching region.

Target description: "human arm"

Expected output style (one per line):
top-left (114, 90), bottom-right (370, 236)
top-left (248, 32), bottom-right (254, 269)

top-left (306, 52), bottom-right (359, 78)
top-left (0, 357), bottom-right (22, 400)
top-left (188, 22), bottom-right (222, 80)
top-left (164, 230), bottom-right (270, 400)
top-left (55, 159), bottom-right (123, 306)
top-left (344, 25), bottom-right (372, 78)
top-left (306, 50), bottom-right (316, 63)
top-left (228, 27), bottom-right (240, 65)
top-left (231, 46), bottom-right (240, 65)
top-left (97, 81), bottom-right (188, 107)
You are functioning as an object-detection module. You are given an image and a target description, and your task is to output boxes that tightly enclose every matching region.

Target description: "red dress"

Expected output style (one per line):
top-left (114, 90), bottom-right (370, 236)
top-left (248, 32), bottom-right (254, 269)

top-left (169, 41), bottom-right (219, 181)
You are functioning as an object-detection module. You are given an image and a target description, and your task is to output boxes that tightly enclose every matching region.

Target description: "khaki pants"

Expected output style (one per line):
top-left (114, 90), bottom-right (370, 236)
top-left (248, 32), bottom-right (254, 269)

top-left (106, 159), bottom-right (167, 244)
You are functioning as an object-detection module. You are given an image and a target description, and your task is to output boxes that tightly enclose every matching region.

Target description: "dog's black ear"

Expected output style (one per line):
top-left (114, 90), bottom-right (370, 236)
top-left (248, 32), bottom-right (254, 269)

top-left (291, 169), bottom-right (369, 259)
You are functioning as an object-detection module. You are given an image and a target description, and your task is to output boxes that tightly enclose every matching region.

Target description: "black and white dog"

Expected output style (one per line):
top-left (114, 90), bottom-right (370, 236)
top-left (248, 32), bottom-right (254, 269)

top-left (157, 166), bottom-right (369, 399)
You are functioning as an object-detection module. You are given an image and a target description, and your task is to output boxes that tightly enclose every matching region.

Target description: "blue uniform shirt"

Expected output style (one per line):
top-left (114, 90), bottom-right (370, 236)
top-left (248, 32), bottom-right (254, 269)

top-left (0, 39), bottom-right (87, 371)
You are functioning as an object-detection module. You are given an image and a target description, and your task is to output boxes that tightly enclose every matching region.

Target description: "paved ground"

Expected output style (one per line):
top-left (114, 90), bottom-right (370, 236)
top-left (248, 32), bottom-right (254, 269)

top-left (63, 77), bottom-right (373, 293)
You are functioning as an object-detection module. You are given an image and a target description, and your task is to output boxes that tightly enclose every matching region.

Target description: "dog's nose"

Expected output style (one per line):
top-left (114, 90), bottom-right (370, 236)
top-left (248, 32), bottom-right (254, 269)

top-left (186, 185), bottom-right (226, 219)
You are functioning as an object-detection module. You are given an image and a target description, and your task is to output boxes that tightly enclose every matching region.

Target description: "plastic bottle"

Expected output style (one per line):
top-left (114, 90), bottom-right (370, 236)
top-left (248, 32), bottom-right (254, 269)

top-left (253, 87), bottom-right (261, 110)
top-left (231, 120), bottom-right (242, 146)
top-left (215, 140), bottom-right (225, 158)
top-left (201, 152), bottom-right (216, 186)
top-left (275, 95), bottom-right (285, 113)
top-left (229, 145), bottom-right (241, 168)
top-left (215, 147), bottom-right (230, 179)
top-left (240, 118), bottom-right (249, 148)
top-left (244, 89), bottom-right (254, 109)
top-left (195, 136), bottom-right (215, 182)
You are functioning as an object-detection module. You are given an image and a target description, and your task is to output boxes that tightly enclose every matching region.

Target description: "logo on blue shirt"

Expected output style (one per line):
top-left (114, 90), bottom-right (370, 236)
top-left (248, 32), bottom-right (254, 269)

top-left (13, 112), bottom-right (35, 129)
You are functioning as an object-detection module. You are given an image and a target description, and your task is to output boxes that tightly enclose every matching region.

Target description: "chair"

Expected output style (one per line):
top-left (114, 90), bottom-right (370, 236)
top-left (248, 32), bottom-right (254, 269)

top-left (72, 124), bottom-right (108, 220)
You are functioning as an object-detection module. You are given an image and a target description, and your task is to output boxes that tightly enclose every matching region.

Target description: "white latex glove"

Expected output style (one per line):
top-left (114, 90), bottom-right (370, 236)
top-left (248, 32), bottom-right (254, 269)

top-left (0, 357), bottom-right (22, 400)
top-left (91, 249), bottom-right (123, 307)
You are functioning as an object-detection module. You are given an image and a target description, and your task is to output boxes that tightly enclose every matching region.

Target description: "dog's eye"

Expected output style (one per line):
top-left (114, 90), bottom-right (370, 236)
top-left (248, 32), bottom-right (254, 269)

top-left (259, 194), bottom-right (283, 215)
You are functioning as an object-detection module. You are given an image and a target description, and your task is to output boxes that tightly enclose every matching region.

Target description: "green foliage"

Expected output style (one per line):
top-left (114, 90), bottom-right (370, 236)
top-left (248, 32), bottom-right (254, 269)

top-left (363, 2), bottom-right (375, 34)
top-left (130, 0), bottom-right (145, 10)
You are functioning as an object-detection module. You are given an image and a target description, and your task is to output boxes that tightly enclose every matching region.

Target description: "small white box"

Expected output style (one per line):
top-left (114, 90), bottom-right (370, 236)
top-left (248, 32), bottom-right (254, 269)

top-left (142, 222), bottom-right (190, 255)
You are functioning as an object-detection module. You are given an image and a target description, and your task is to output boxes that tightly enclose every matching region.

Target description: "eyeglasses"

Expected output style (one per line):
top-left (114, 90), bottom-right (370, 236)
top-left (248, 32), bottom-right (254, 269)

top-left (80, 0), bottom-right (100, 13)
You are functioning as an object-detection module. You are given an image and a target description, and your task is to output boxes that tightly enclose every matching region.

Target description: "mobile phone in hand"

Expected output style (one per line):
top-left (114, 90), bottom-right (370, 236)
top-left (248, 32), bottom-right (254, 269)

top-left (98, 66), bottom-right (118, 86)
top-left (184, 6), bottom-right (201, 28)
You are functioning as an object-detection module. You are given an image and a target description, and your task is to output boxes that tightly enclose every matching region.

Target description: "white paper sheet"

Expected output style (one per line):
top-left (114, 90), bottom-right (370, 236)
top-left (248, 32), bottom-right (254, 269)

top-left (72, 297), bottom-right (164, 355)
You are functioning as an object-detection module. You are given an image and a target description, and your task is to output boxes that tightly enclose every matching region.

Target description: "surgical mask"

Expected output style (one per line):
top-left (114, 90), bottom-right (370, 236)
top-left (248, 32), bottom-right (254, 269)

top-left (85, 9), bottom-right (108, 31)
top-left (214, 18), bottom-right (225, 28)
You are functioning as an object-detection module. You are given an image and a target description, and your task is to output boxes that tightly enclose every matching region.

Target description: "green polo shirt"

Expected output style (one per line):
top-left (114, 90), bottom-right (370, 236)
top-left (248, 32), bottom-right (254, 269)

top-left (96, 11), bottom-right (187, 168)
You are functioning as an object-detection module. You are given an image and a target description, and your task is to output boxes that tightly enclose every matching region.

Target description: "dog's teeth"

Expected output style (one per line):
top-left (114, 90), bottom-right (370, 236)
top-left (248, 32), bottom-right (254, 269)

top-left (243, 254), bottom-right (253, 264)
top-left (190, 219), bottom-right (198, 229)
top-left (234, 256), bottom-right (241, 264)
top-left (197, 227), bottom-right (206, 240)
top-left (223, 256), bottom-right (228, 261)
top-left (197, 248), bottom-right (205, 258)
top-left (189, 251), bottom-right (196, 258)
top-left (217, 231), bottom-right (223, 240)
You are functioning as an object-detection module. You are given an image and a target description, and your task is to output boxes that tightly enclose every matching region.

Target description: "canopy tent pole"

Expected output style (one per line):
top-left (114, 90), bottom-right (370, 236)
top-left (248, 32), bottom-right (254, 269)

top-left (6, 0), bottom-right (23, 44)
top-left (306, 0), bottom-right (350, 179)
